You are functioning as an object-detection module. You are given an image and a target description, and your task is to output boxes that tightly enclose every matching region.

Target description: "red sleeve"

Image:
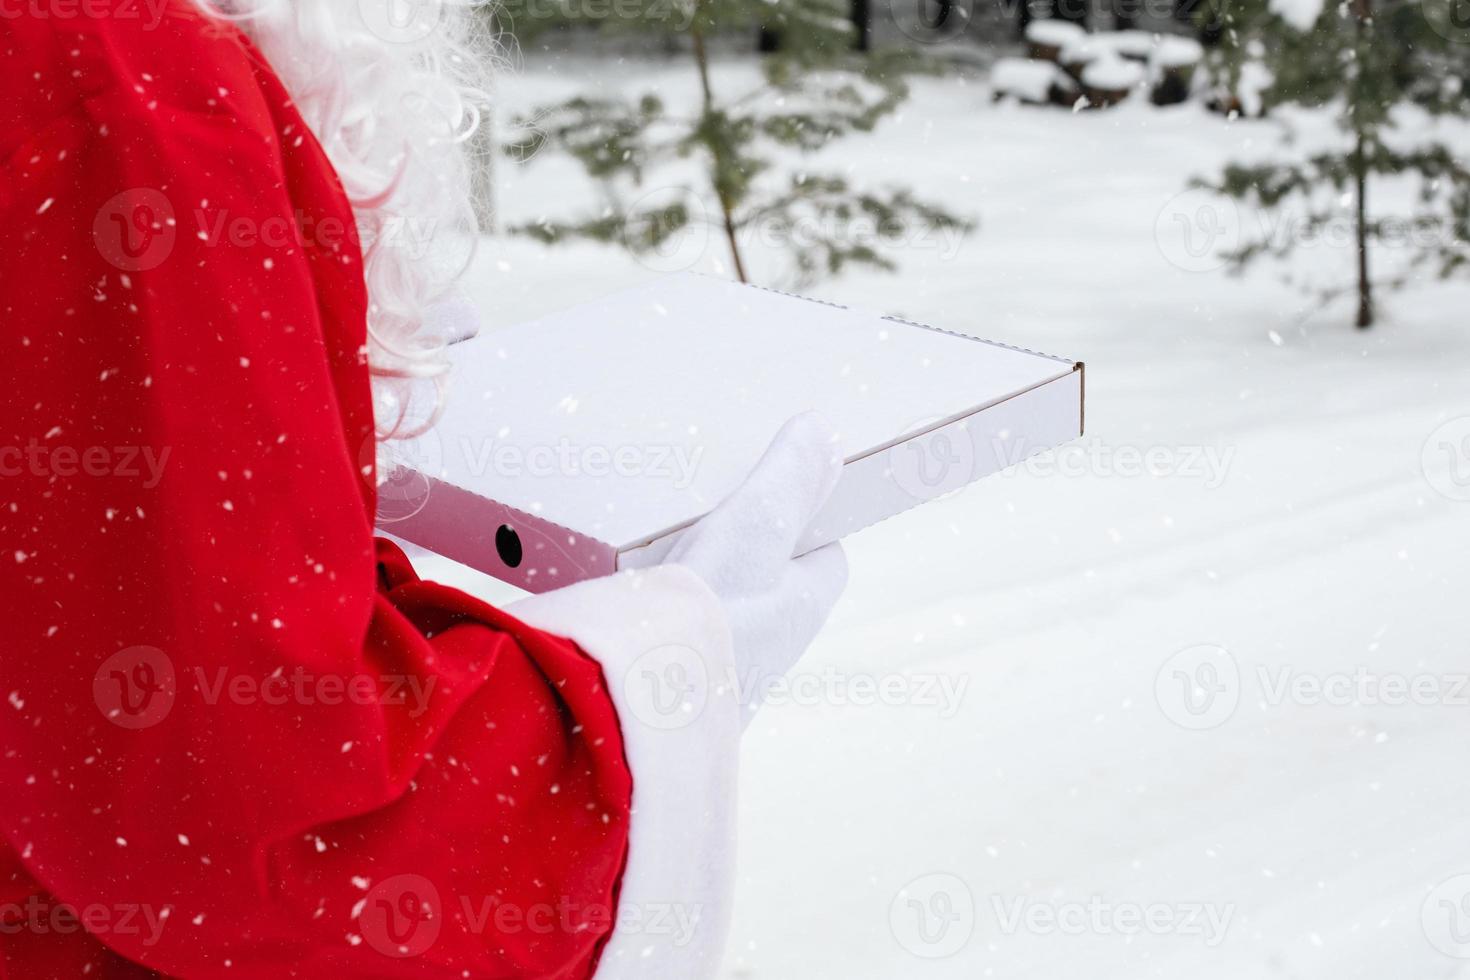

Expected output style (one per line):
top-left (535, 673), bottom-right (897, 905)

top-left (0, 9), bottom-right (629, 979)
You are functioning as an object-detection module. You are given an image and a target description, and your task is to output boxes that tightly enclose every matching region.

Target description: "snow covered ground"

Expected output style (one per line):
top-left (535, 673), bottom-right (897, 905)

top-left (396, 57), bottom-right (1470, 979)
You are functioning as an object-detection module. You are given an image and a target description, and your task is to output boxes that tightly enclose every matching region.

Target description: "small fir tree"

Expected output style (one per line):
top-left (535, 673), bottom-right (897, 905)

top-left (1196, 0), bottom-right (1470, 328)
top-left (502, 0), bottom-right (973, 283)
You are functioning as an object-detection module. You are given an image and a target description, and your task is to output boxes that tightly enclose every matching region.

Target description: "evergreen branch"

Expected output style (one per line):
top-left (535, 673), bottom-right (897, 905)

top-left (507, 95), bottom-right (671, 181)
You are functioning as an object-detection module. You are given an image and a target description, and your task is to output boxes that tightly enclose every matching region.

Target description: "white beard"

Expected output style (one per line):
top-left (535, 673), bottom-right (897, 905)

top-left (197, 0), bottom-right (490, 435)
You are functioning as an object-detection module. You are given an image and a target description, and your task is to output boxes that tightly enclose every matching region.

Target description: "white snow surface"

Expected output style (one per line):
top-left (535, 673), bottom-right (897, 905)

top-left (1237, 60), bottom-right (1276, 117)
top-left (1108, 28), bottom-right (1158, 59)
top-left (991, 57), bottom-right (1063, 102)
top-left (1082, 55), bottom-right (1147, 90)
top-left (1025, 18), bottom-right (1087, 47)
top-left (1154, 34), bottom-right (1205, 68)
top-left (1059, 32), bottom-right (1110, 66)
top-left (395, 57), bottom-right (1470, 979)
top-left (1271, 0), bottom-right (1327, 30)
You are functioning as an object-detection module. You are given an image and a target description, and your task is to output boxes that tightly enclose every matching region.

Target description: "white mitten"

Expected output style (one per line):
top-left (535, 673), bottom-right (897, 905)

top-left (422, 287), bottom-right (482, 345)
top-left (666, 411), bottom-right (849, 725)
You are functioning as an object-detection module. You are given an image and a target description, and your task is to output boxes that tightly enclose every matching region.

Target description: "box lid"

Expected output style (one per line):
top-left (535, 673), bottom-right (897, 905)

top-left (418, 274), bottom-right (1075, 551)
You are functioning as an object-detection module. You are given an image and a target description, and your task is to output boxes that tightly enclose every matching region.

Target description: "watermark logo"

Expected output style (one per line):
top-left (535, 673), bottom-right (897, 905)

top-left (624, 186), bottom-right (712, 274)
top-left (371, 426), bottom-right (443, 525)
top-left (93, 645), bottom-right (176, 729)
top-left (1155, 189), bottom-right (1240, 274)
top-left (1423, 0), bottom-right (1470, 45)
top-left (1423, 874), bottom-right (1470, 958)
top-left (623, 644), bottom-right (711, 731)
top-left (890, 417), bottom-right (977, 502)
top-left (1422, 417), bottom-right (1470, 502)
top-left (1155, 644), bottom-right (1240, 730)
top-left (360, 874), bottom-right (443, 958)
top-left (359, 0), bottom-right (445, 44)
top-left (890, 873), bottom-right (976, 958)
top-left (93, 188), bottom-right (175, 272)
top-left (888, 0), bottom-right (975, 42)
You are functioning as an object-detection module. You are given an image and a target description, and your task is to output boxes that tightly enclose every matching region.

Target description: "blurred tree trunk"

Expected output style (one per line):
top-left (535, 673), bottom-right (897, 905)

top-left (923, 0), bottom-right (962, 39)
top-left (692, 20), bottom-right (750, 282)
top-left (1055, 0), bottom-right (1089, 27)
top-left (1175, 0), bottom-right (1224, 46)
top-left (470, 101), bottom-right (498, 235)
top-left (852, 0), bottom-right (872, 50)
top-left (757, 19), bottom-right (782, 52)
top-left (468, 25), bottom-right (498, 235)
top-left (1353, 136), bottom-right (1372, 328)
top-left (1018, 0), bottom-right (1089, 38)
top-left (1350, 0), bottom-right (1373, 328)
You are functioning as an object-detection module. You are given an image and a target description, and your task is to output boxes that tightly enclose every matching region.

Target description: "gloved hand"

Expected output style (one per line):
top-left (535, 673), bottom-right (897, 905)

top-left (666, 412), bottom-right (850, 726)
top-left (422, 287), bottom-right (482, 345)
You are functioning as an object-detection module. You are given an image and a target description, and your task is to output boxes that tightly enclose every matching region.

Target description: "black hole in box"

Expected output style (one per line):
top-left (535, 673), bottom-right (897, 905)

top-left (495, 525), bottom-right (523, 568)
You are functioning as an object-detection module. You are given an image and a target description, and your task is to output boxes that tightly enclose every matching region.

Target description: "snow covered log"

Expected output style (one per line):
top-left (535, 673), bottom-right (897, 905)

top-left (1109, 29), bottom-right (1157, 61)
top-left (1025, 19), bottom-right (1087, 62)
top-left (991, 57), bottom-right (1077, 106)
top-left (1206, 60), bottom-right (1273, 117)
top-left (1058, 34), bottom-right (1109, 78)
top-left (1150, 35), bottom-right (1203, 105)
top-left (1081, 55), bottom-right (1145, 106)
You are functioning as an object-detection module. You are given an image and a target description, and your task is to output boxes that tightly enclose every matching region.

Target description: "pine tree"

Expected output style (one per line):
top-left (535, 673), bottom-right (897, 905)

top-left (502, 0), bottom-right (973, 283)
top-left (1196, 0), bottom-right (1470, 328)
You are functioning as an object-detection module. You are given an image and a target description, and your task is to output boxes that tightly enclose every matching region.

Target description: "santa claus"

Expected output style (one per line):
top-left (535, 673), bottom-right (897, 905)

top-left (0, 2), bottom-right (846, 977)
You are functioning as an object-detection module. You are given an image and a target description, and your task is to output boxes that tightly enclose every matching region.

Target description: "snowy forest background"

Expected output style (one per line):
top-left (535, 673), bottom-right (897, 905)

top-left (392, 0), bottom-right (1470, 975)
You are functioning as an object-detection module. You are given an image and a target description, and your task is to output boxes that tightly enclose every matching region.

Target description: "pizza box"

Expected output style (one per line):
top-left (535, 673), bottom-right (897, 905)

top-left (379, 273), bottom-right (1084, 593)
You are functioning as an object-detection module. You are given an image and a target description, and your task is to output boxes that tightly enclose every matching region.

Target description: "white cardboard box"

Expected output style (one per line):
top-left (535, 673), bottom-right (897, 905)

top-left (380, 274), bottom-right (1084, 593)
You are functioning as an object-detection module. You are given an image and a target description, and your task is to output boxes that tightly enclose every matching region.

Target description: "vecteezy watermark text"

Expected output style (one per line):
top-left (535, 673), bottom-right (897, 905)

top-left (997, 437), bottom-right (1236, 489)
top-left (0, 0), bottom-right (169, 29)
top-left (193, 666), bottom-right (437, 718)
top-left (448, 436), bottom-right (703, 488)
top-left (1156, 644), bottom-right (1470, 730)
top-left (93, 646), bottom-right (440, 730)
top-left (0, 896), bottom-right (169, 947)
top-left (990, 894), bottom-right (1235, 947)
top-left (889, 872), bottom-right (1235, 959)
top-left (0, 439), bottom-right (170, 488)
top-left (621, 646), bottom-right (971, 731)
top-left (356, 874), bottom-right (703, 958)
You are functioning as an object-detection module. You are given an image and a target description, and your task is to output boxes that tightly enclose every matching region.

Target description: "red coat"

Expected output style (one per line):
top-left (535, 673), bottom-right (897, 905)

top-left (0, 6), bottom-right (634, 977)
